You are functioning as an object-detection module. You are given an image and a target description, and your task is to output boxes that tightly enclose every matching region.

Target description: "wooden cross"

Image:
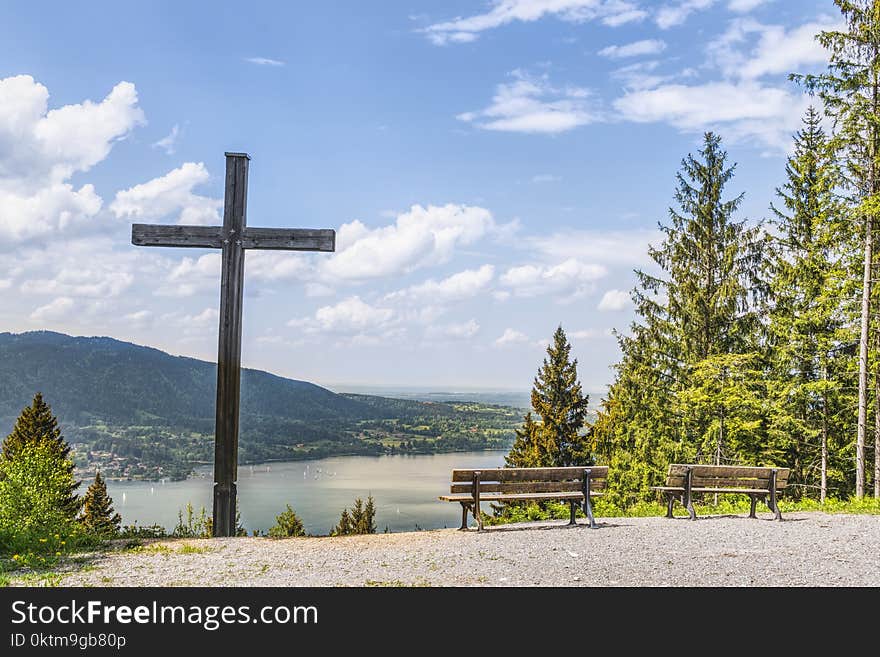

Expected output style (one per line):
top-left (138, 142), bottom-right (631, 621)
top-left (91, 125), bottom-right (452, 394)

top-left (131, 152), bottom-right (335, 536)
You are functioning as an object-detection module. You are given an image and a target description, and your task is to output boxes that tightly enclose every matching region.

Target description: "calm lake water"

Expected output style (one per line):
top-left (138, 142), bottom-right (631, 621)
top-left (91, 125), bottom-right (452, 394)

top-left (103, 450), bottom-right (508, 535)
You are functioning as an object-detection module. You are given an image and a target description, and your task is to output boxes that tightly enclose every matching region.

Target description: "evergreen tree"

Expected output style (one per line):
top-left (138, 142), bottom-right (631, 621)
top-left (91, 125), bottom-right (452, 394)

top-left (267, 504), bottom-right (306, 538)
top-left (332, 508), bottom-right (353, 536)
top-left (765, 106), bottom-right (854, 500)
top-left (2, 393), bottom-right (80, 519)
top-left (797, 0), bottom-right (880, 497)
top-left (594, 133), bottom-right (767, 503)
top-left (80, 471), bottom-right (121, 537)
top-left (505, 326), bottom-right (590, 468)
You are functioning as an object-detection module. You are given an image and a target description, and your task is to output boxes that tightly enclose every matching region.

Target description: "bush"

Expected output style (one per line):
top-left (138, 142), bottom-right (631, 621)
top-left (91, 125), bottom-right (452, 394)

top-left (267, 504), bottom-right (306, 538)
top-left (0, 442), bottom-right (92, 561)
top-left (172, 503), bottom-right (213, 538)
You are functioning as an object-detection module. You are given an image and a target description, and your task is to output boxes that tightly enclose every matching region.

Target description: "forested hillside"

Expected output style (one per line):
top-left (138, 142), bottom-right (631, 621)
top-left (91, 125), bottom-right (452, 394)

top-left (0, 332), bottom-right (521, 480)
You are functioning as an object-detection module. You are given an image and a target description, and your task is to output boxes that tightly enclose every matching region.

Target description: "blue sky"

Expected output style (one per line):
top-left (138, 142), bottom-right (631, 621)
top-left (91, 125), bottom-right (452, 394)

top-left (0, 0), bottom-right (839, 398)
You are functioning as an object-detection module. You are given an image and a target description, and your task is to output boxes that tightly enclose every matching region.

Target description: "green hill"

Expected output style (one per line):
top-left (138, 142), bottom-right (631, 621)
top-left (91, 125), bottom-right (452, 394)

top-left (0, 331), bottom-right (520, 480)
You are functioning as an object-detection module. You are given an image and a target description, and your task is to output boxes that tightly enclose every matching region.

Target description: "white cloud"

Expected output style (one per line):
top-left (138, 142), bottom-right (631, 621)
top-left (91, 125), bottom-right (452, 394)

top-left (656, 0), bottom-right (716, 29)
top-left (532, 174), bottom-right (561, 183)
top-left (245, 57), bottom-right (285, 66)
top-left (530, 228), bottom-right (661, 267)
top-left (187, 308), bottom-right (219, 325)
top-left (495, 328), bottom-right (529, 347)
top-left (599, 39), bottom-right (667, 59)
top-left (323, 204), bottom-right (499, 281)
top-left (124, 310), bottom-right (153, 327)
top-left (385, 265), bottom-right (495, 303)
top-left (569, 328), bottom-right (613, 339)
top-left (152, 124), bottom-right (179, 155)
top-left (458, 70), bottom-right (600, 134)
top-left (20, 264), bottom-right (133, 298)
top-left (500, 258), bottom-right (606, 298)
top-left (111, 162), bottom-right (221, 226)
top-left (709, 19), bottom-right (834, 80)
top-left (614, 79), bottom-right (811, 151)
top-left (0, 279), bottom-right (11, 289)
top-left (727, 0), bottom-right (771, 12)
top-left (289, 296), bottom-right (395, 336)
top-left (423, 0), bottom-right (646, 45)
top-left (30, 297), bottom-right (74, 322)
top-left (427, 319), bottom-right (481, 340)
top-left (597, 289), bottom-right (631, 311)
top-left (0, 75), bottom-right (144, 246)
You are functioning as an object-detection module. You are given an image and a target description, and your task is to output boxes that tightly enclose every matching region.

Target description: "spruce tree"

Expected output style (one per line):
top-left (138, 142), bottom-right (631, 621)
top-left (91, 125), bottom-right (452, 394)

top-left (594, 133), bottom-right (767, 502)
top-left (797, 0), bottom-right (880, 497)
top-left (765, 107), bottom-right (853, 500)
top-left (505, 326), bottom-right (590, 468)
top-left (2, 393), bottom-right (80, 519)
top-left (80, 471), bottom-right (122, 537)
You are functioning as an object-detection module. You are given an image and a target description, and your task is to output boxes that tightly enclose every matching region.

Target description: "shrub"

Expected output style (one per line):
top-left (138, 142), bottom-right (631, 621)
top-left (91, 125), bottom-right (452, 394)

top-left (267, 504), bottom-right (306, 538)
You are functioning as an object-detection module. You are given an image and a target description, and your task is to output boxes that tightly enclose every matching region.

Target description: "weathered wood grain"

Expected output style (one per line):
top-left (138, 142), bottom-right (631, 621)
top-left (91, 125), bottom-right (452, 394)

top-left (131, 224), bottom-right (224, 249)
top-left (451, 466), bottom-right (608, 483)
top-left (241, 227), bottom-right (335, 251)
top-left (450, 480), bottom-right (606, 494)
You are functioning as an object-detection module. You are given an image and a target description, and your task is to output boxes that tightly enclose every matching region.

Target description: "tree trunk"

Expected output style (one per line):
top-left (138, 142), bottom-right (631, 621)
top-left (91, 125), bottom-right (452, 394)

top-left (822, 392), bottom-right (828, 504)
top-left (857, 212), bottom-right (871, 499)
top-left (875, 361), bottom-right (880, 498)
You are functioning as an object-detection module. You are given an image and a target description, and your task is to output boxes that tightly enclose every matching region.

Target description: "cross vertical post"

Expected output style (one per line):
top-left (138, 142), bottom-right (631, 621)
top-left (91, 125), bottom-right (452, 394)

top-left (213, 152), bottom-right (249, 537)
top-left (130, 151), bottom-right (336, 537)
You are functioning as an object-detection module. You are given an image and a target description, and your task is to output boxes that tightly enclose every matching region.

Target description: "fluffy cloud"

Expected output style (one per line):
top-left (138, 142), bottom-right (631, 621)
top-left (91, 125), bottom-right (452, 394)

top-left (288, 296), bottom-right (395, 336)
top-left (656, 0), bottom-right (715, 29)
top-left (385, 265), bottom-right (495, 303)
top-left (422, 0), bottom-right (646, 45)
top-left (457, 70), bottom-right (600, 134)
top-left (599, 39), bottom-right (667, 59)
top-left (728, 0), bottom-right (771, 11)
top-left (20, 264), bottom-right (133, 299)
top-left (708, 19), bottom-right (834, 80)
top-left (500, 258), bottom-right (606, 298)
top-left (111, 162), bottom-right (221, 225)
top-left (597, 289), bottom-right (631, 311)
top-left (322, 204), bottom-right (498, 281)
top-left (0, 75), bottom-right (144, 246)
top-left (530, 229), bottom-right (661, 266)
top-left (614, 79), bottom-right (810, 150)
top-left (494, 328), bottom-right (529, 346)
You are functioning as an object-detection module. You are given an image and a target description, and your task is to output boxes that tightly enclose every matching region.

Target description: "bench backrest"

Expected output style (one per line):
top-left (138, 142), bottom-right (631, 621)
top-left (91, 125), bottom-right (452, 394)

top-left (664, 464), bottom-right (790, 489)
top-left (450, 466), bottom-right (609, 495)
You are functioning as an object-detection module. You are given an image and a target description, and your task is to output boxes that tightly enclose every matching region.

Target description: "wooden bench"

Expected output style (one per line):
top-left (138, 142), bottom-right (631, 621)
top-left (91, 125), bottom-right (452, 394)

top-left (650, 464), bottom-right (789, 521)
top-left (439, 466), bottom-right (608, 531)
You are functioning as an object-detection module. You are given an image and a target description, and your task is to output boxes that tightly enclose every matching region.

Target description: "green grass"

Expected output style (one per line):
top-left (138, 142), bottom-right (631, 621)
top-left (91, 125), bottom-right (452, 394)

top-left (483, 495), bottom-right (880, 526)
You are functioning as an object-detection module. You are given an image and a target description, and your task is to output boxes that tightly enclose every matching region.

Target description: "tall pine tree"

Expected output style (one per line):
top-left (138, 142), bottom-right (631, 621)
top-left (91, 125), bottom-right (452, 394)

top-left (797, 0), bottom-right (880, 497)
top-left (765, 106), bottom-right (854, 500)
top-left (594, 133), bottom-right (767, 503)
top-left (505, 326), bottom-right (590, 468)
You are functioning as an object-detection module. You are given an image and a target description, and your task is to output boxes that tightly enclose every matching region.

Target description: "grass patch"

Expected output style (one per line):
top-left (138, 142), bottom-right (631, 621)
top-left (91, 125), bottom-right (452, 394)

top-left (483, 495), bottom-right (880, 526)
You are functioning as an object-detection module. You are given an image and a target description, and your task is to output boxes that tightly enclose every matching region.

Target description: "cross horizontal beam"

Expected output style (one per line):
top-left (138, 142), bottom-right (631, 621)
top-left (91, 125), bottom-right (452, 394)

top-left (131, 224), bottom-right (335, 251)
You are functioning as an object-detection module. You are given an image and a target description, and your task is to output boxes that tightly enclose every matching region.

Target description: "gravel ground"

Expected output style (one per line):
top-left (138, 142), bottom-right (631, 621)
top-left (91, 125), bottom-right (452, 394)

top-left (47, 512), bottom-right (880, 587)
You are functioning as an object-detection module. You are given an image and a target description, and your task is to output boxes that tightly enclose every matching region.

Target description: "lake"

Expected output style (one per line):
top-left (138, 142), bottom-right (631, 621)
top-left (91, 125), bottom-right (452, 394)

top-left (104, 450), bottom-right (508, 535)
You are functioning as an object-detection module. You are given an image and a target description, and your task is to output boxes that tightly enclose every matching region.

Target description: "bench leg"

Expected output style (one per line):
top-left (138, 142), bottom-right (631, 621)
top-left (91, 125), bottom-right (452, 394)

top-left (665, 494), bottom-right (675, 518)
top-left (473, 503), bottom-right (483, 532)
top-left (458, 503), bottom-right (470, 530)
top-left (749, 495), bottom-right (758, 519)
top-left (568, 500), bottom-right (577, 526)
top-left (766, 493), bottom-right (783, 521)
top-left (583, 493), bottom-right (597, 529)
top-left (683, 494), bottom-right (696, 521)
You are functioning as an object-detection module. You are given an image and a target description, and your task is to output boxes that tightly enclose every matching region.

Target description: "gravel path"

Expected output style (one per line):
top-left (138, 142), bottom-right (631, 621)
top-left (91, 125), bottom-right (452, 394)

top-left (48, 512), bottom-right (880, 587)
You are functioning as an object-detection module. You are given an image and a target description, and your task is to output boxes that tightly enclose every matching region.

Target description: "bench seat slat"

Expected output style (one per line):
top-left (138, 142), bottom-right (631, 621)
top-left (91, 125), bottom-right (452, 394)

top-left (450, 480), bottom-right (606, 494)
top-left (690, 478), bottom-right (783, 489)
top-left (439, 491), bottom-right (604, 503)
top-left (451, 466), bottom-right (608, 483)
top-left (667, 464), bottom-right (789, 480)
